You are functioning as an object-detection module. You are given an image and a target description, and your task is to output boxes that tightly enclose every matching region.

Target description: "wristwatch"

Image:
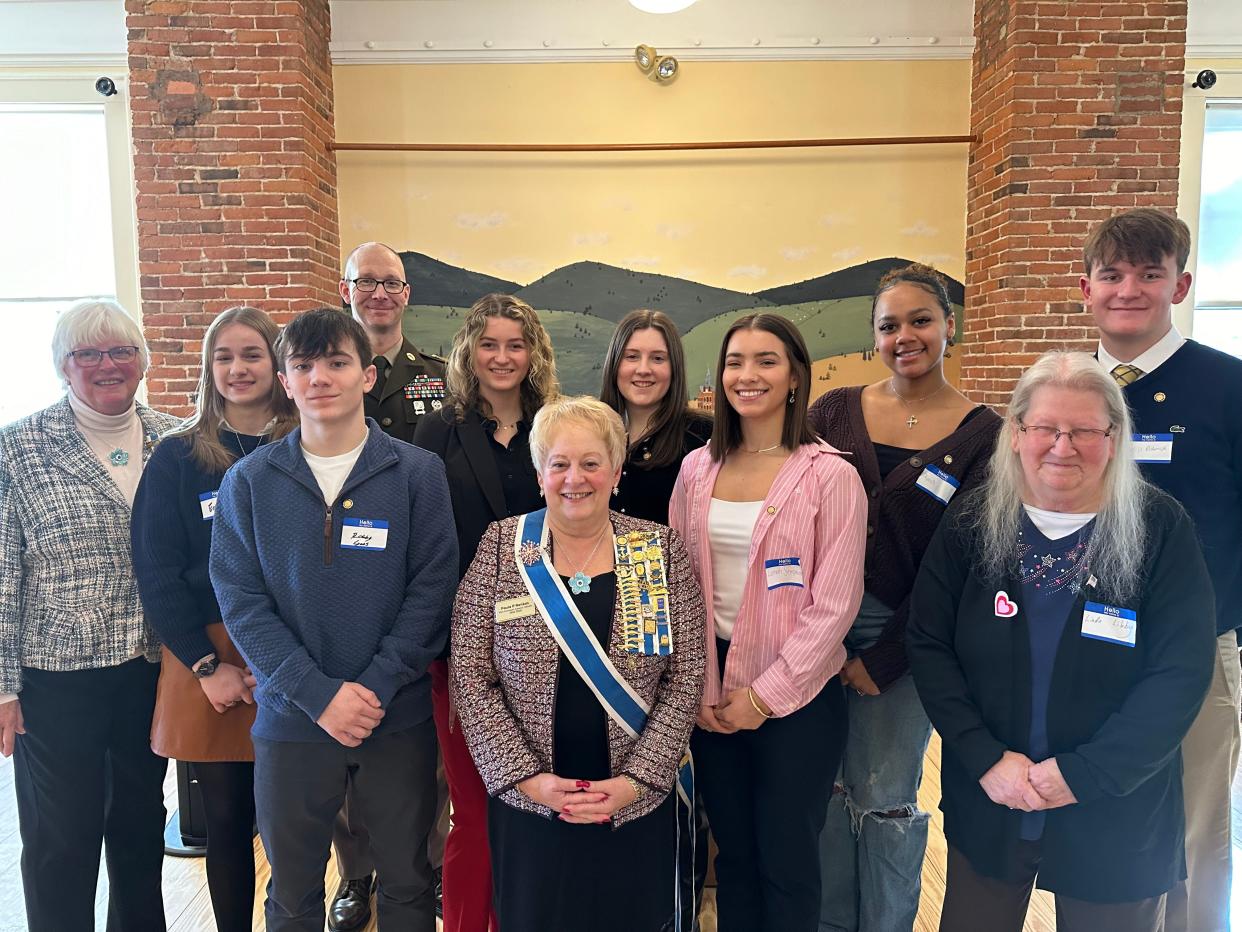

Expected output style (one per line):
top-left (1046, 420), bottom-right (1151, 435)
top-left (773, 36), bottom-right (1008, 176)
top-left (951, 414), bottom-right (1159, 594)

top-left (192, 655), bottom-right (218, 679)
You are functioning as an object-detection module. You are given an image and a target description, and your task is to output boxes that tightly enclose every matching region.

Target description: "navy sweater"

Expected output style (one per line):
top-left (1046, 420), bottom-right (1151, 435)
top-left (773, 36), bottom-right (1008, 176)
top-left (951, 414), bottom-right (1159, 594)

top-left (132, 429), bottom-right (268, 669)
top-left (1122, 340), bottom-right (1242, 635)
top-left (209, 421), bottom-right (459, 743)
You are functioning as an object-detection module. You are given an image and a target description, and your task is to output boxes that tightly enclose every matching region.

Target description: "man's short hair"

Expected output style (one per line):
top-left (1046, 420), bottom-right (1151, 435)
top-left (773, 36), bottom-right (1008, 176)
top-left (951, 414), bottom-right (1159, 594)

top-left (1083, 207), bottom-right (1192, 275)
top-left (276, 307), bottom-right (374, 370)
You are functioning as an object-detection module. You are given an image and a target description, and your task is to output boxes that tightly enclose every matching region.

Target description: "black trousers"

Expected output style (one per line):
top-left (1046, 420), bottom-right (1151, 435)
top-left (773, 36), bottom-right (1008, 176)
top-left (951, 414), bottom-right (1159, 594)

top-left (14, 659), bottom-right (168, 932)
top-left (253, 717), bottom-right (438, 932)
top-left (193, 761), bottom-right (256, 932)
top-left (691, 640), bottom-right (848, 932)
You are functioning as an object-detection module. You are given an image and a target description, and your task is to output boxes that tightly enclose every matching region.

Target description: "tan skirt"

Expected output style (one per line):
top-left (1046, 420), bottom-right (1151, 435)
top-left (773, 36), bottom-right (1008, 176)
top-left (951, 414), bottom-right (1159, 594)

top-left (150, 623), bottom-right (256, 762)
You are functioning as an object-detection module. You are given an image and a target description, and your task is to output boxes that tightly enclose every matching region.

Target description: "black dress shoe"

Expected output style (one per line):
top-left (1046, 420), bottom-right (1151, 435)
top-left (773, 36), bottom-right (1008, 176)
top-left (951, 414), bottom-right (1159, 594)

top-left (328, 875), bottom-right (375, 932)
top-left (434, 867), bottom-right (443, 919)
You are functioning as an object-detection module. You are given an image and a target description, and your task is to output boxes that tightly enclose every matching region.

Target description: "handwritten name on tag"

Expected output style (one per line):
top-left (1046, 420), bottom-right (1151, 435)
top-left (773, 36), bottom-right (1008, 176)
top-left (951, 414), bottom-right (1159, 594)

top-left (1081, 601), bottom-right (1137, 647)
top-left (915, 465), bottom-right (961, 505)
top-left (764, 557), bottom-right (804, 590)
top-left (1131, 433), bottom-right (1173, 464)
top-left (199, 491), bottom-right (218, 521)
top-left (495, 596), bottom-right (537, 624)
top-left (340, 518), bottom-right (389, 551)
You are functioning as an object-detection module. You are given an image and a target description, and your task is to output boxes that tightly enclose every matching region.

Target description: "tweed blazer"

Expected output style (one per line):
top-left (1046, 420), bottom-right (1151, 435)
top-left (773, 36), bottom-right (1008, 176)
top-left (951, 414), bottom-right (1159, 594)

top-left (451, 511), bottom-right (706, 826)
top-left (0, 396), bottom-right (178, 693)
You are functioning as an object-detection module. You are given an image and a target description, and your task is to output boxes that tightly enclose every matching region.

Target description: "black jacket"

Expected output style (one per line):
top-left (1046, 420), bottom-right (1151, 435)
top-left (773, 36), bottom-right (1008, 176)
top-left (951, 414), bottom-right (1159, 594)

top-left (908, 487), bottom-right (1215, 902)
top-left (412, 406), bottom-right (541, 579)
top-left (365, 338), bottom-right (447, 443)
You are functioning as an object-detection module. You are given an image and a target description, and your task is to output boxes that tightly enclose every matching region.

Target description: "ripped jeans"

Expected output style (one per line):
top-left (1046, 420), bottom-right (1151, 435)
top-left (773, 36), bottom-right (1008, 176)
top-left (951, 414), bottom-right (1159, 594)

top-left (818, 595), bottom-right (933, 932)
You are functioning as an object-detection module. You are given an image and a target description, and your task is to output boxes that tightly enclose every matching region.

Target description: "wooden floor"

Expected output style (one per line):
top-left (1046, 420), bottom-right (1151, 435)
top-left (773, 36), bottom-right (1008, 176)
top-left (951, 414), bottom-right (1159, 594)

top-left (0, 731), bottom-right (1081, 932)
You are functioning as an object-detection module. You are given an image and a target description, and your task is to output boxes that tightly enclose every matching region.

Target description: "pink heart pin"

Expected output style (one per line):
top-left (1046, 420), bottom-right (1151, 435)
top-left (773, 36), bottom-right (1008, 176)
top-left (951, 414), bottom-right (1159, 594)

top-left (994, 590), bottom-right (1018, 618)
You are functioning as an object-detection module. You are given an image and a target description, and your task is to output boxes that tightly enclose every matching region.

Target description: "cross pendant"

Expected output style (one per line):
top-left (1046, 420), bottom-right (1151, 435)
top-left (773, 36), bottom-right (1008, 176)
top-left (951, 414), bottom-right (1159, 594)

top-left (905, 415), bottom-right (918, 429)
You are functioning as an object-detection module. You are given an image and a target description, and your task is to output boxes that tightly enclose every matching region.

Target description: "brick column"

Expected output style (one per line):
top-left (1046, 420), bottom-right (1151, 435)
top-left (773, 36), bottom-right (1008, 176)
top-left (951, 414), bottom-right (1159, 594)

top-left (961, 1), bottom-right (1186, 405)
top-left (127, 0), bottom-right (340, 413)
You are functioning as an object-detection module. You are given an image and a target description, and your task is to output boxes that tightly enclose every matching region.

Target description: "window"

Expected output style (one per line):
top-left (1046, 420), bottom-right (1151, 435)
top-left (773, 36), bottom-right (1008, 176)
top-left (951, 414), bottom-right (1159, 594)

top-left (1191, 100), bottom-right (1242, 357)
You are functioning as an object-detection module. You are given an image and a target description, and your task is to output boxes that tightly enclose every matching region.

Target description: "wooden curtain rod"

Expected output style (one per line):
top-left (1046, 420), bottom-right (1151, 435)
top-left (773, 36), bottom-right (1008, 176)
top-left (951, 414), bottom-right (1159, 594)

top-left (329, 134), bottom-right (976, 153)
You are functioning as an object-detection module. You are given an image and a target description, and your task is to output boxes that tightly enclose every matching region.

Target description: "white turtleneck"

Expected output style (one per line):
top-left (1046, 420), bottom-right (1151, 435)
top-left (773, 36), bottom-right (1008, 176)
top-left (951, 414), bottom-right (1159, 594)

top-left (68, 389), bottom-right (147, 506)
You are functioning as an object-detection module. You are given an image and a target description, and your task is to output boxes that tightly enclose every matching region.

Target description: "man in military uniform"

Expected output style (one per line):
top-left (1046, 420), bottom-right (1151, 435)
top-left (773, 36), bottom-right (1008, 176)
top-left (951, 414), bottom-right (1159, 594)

top-left (327, 241), bottom-right (450, 931)
top-left (340, 241), bottom-right (447, 444)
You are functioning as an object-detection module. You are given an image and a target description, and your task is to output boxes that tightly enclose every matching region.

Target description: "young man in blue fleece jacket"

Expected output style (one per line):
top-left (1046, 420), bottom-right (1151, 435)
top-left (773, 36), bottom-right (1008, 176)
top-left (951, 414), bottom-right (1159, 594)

top-left (210, 307), bottom-right (458, 932)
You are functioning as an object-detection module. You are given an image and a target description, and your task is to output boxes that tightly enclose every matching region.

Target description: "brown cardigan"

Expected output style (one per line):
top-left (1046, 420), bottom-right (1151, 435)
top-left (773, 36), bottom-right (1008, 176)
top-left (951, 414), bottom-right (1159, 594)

top-left (809, 385), bottom-right (1001, 691)
top-left (450, 511), bottom-right (706, 826)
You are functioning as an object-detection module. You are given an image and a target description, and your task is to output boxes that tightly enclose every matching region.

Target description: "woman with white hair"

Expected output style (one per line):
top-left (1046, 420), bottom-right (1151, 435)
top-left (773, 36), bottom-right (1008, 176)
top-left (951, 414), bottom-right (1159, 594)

top-left (451, 395), bottom-right (706, 932)
top-left (0, 299), bottom-right (178, 929)
top-left (908, 350), bottom-right (1216, 931)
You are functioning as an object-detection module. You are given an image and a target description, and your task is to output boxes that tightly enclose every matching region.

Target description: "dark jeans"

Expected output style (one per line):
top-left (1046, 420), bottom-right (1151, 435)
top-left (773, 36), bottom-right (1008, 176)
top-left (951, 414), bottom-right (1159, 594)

top-left (14, 659), bottom-right (168, 932)
top-left (941, 843), bottom-right (1168, 932)
top-left (253, 717), bottom-right (438, 932)
top-left (194, 760), bottom-right (257, 932)
top-left (692, 640), bottom-right (848, 932)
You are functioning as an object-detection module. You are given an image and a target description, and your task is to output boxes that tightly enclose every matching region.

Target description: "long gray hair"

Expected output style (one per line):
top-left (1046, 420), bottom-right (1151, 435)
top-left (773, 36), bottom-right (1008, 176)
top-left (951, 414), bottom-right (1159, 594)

top-left (971, 351), bottom-right (1149, 601)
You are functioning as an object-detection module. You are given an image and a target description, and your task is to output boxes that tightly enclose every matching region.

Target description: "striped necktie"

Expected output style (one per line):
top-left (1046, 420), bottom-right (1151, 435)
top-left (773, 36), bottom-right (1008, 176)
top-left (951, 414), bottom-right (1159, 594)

top-left (1110, 363), bottom-right (1143, 387)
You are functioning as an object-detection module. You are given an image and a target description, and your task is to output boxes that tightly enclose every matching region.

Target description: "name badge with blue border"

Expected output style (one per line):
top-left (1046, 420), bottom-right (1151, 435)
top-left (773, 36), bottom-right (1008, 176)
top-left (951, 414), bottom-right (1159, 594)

top-left (340, 518), bottom-right (389, 551)
top-left (764, 557), bottom-right (804, 590)
top-left (1081, 601), bottom-right (1137, 647)
top-left (915, 465), bottom-right (960, 505)
top-left (199, 490), bottom-right (218, 521)
top-left (1131, 433), bottom-right (1173, 464)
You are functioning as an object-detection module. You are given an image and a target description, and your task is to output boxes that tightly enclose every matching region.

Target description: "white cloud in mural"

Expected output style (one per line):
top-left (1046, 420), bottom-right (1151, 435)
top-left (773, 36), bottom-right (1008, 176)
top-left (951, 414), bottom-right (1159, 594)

top-left (350, 218), bottom-right (377, 233)
top-left (728, 264), bottom-right (767, 280)
top-left (456, 211), bottom-right (509, 230)
top-left (901, 220), bottom-right (940, 238)
top-left (916, 252), bottom-right (955, 267)
top-left (573, 231), bottom-right (611, 247)
top-left (819, 213), bottom-right (850, 228)
top-left (833, 247), bottom-right (862, 264)
top-left (657, 223), bottom-right (693, 240)
top-left (625, 256), bottom-right (662, 269)
top-left (781, 245), bottom-right (818, 261)
top-left (493, 257), bottom-right (540, 277)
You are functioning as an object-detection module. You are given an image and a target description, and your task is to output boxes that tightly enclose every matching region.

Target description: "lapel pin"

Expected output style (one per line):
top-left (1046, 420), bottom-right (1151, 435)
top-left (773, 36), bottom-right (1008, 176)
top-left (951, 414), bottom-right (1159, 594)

top-left (1154, 392), bottom-right (1166, 403)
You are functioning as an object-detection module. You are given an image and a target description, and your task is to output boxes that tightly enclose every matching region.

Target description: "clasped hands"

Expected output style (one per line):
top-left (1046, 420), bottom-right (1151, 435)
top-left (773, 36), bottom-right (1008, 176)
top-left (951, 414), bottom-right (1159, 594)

top-left (696, 686), bottom-right (773, 733)
top-left (979, 750), bottom-right (1078, 812)
top-left (518, 773), bottom-right (638, 824)
top-left (317, 682), bottom-right (385, 747)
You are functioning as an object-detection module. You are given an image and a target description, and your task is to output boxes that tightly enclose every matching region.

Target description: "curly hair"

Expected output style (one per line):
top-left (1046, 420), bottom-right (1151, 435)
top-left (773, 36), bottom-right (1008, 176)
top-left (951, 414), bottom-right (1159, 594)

top-left (870, 262), bottom-right (952, 325)
top-left (444, 293), bottom-right (559, 422)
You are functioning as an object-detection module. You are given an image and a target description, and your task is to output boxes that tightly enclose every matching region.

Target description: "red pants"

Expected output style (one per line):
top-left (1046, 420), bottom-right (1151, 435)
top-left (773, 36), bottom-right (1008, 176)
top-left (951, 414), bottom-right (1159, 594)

top-left (431, 659), bottom-right (498, 932)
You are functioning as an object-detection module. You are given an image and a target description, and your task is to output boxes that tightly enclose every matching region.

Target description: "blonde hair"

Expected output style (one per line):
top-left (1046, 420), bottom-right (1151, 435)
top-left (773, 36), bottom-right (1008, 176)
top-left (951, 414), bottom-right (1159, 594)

top-left (166, 306), bottom-right (297, 472)
top-left (529, 396), bottom-right (627, 474)
top-left (971, 351), bottom-right (1149, 601)
top-left (444, 293), bottom-right (559, 422)
top-left (52, 299), bottom-right (149, 386)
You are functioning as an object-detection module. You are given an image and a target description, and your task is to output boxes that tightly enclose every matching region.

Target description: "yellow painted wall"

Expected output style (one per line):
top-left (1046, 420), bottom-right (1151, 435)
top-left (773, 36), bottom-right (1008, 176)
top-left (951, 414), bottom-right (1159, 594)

top-left (332, 59), bottom-right (971, 292)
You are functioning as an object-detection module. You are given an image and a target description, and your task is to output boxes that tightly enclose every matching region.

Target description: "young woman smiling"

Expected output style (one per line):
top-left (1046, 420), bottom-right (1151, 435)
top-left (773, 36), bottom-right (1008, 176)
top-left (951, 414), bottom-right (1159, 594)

top-left (669, 313), bottom-right (868, 932)
top-left (600, 309), bottom-right (710, 525)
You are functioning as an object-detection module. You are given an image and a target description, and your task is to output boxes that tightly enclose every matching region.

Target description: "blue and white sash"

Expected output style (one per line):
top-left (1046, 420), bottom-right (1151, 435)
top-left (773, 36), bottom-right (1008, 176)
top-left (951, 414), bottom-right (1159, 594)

top-left (515, 508), bottom-right (696, 923)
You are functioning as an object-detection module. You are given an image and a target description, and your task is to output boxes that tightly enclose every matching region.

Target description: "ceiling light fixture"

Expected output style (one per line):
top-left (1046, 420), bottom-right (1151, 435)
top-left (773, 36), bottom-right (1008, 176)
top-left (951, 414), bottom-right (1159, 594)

top-left (629, 0), bottom-right (699, 12)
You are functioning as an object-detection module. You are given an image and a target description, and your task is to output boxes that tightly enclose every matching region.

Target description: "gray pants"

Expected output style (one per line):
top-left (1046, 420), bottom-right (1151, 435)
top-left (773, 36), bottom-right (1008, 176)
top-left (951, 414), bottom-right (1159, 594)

top-left (254, 718), bottom-right (438, 932)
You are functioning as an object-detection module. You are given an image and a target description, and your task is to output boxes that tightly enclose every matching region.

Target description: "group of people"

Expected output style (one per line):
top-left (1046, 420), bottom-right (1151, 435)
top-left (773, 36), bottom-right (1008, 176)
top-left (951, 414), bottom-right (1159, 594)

top-left (1, 206), bottom-right (1239, 932)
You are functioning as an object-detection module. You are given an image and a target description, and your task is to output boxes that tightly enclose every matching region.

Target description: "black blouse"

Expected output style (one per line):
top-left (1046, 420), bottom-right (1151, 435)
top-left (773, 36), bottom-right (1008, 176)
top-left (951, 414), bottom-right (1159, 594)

top-left (610, 417), bottom-right (712, 525)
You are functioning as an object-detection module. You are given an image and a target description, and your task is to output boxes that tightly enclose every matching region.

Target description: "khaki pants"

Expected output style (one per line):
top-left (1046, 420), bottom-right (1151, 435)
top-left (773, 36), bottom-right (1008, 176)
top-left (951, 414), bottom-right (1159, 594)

top-left (1164, 629), bottom-right (1241, 932)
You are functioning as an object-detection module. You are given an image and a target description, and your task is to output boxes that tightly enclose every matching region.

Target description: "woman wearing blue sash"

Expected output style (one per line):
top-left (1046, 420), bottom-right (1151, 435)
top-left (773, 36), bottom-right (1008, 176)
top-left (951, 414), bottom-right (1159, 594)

top-left (809, 264), bottom-right (1001, 932)
top-left (451, 396), bottom-right (706, 932)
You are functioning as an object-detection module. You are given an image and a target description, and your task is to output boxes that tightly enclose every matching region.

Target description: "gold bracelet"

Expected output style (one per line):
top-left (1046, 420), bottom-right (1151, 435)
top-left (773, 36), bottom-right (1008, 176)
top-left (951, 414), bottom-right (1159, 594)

top-left (622, 774), bottom-right (645, 800)
top-left (747, 686), bottom-right (773, 719)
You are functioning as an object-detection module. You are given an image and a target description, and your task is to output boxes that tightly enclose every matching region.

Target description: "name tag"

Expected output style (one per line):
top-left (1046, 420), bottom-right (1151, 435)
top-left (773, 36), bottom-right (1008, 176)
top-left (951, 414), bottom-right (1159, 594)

top-left (340, 518), bottom-right (389, 551)
top-left (915, 465), bottom-right (961, 505)
top-left (495, 595), bottom-right (537, 623)
top-left (1081, 600), bottom-right (1137, 647)
top-left (1132, 433), bottom-right (1173, 464)
top-left (199, 491), bottom-right (218, 521)
top-left (764, 557), bottom-right (804, 590)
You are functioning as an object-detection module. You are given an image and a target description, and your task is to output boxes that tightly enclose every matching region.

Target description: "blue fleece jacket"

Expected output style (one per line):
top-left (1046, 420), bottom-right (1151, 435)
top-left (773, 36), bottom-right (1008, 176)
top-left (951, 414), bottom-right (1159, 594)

top-left (209, 420), bottom-right (459, 743)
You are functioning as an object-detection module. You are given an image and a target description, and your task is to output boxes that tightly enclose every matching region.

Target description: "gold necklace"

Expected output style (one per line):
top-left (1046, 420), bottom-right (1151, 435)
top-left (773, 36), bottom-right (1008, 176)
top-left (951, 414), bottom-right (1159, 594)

top-left (889, 379), bottom-right (950, 429)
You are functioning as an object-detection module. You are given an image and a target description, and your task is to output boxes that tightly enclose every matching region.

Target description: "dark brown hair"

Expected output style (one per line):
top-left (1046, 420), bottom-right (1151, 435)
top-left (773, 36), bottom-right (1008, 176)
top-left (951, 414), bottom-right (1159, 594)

top-left (599, 309), bottom-right (704, 469)
top-left (710, 313), bottom-right (819, 461)
top-left (871, 262), bottom-right (952, 324)
top-left (1083, 208), bottom-right (1192, 275)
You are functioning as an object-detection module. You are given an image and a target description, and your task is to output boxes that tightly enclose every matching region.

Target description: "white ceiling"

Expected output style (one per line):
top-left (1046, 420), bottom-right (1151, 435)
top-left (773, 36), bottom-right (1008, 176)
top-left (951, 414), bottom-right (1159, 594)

top-left (0, 0), bottom-right (1237, 66)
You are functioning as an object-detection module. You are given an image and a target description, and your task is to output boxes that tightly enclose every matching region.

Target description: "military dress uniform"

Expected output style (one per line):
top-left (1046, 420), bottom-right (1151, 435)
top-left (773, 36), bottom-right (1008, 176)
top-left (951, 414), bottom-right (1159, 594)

top-left (365, 338), bottom-right (448, 444)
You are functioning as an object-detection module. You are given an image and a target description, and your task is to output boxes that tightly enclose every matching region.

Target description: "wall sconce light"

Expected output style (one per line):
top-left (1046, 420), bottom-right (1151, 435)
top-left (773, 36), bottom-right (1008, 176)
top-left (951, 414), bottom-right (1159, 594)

top-left (635, 44), bottom-right (679, 83)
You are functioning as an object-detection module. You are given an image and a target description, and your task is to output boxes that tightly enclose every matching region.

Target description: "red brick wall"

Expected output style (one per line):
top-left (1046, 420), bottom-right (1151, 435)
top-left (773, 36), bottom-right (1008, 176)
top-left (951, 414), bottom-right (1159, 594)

top-left (127, 0), bottom-right (340, 414)
top-left (961, 0), bottom-right (1186, 405)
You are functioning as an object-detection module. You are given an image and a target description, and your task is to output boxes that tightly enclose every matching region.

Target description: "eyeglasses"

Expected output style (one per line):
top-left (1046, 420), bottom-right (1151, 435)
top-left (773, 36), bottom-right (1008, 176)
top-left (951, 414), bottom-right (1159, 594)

top-left (66, 346), bottom-right (140, 367)
top-left (1017, 424), bottom-right (1113, 448)
top-left (348, 277), bottom-right (407, 294)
